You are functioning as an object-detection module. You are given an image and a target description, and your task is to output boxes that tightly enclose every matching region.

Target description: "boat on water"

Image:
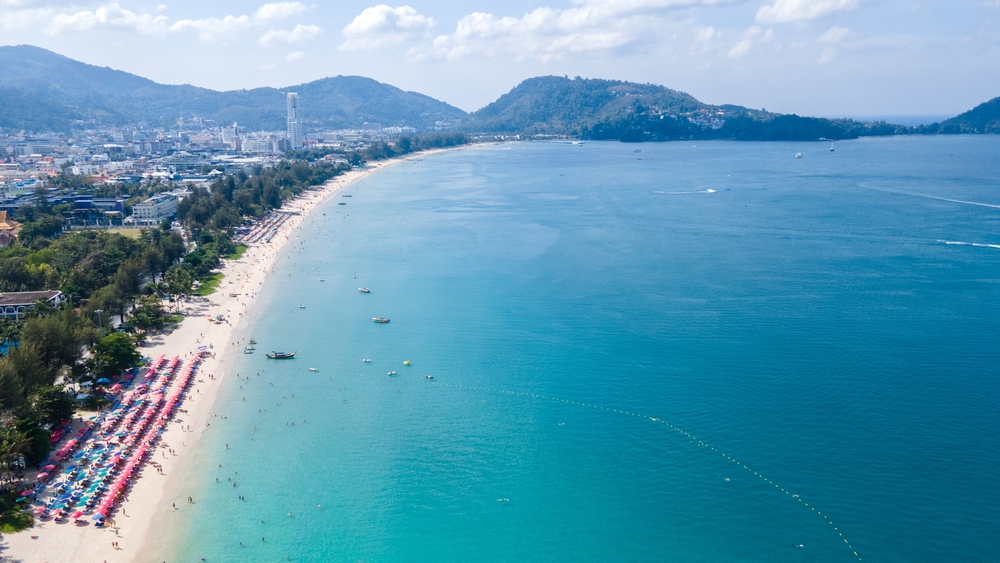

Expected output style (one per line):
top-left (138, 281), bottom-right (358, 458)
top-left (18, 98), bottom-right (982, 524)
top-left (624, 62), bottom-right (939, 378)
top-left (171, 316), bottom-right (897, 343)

top-left (795, 152), bottom-right (802, 158)
top-left (249, 339), bottom-right (257, 344)
top-left (266, 351), bottom-right (296, 359)
top-left (388, 371), bottom-right (397, 375)
top-left (830, 142), bottom-right (835, 152)
top-left (319, 278), bottom-right (325, 281)
top-left (309, 367), bottom-right (318, 372)
top-left (338, 202), bottom-right (347, 206)
top-left (244, 348), bottom-right (254, 354)
top-left (373, 317), bottom-right (390, 323)
top-left (342, 194), bottom-right (352, 197)
top-left (299, 305), bottom-right (306, 309)
top-left (403, 360), bottom-right (411, 366)
top-left (359, 287), bottom-right (371, 293)
top-left (362, 358), bottom-right (372, 363)
top-left (425, 374), bottom-right (434, 379)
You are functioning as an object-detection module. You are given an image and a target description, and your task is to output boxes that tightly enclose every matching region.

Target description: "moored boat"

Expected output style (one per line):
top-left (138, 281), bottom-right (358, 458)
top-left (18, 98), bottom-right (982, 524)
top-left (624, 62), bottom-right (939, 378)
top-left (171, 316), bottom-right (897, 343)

top-left (373, 317), bottom-right (390, 323)
top-left (359, 287), bottom-right (371, 293)
top-left (266, 351), bottom-right (296, 359)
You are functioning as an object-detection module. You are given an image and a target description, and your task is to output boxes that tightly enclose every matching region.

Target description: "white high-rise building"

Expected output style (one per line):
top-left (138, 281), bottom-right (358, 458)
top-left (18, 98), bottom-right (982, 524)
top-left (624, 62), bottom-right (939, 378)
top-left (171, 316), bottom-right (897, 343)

top-left (286, 92), bottom-right (302, 150)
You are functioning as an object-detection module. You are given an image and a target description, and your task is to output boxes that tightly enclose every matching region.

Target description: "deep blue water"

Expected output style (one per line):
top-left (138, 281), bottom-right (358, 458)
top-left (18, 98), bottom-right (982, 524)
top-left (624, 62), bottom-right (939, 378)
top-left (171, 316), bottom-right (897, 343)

top-left (169, 137), bottom-right (999, 563)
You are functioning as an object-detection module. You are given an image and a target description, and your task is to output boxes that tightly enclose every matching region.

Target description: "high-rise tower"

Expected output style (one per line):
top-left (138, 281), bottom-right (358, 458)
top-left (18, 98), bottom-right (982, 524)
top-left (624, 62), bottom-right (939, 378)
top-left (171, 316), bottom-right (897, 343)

top-left (286, 92), bottom-right (302, 150)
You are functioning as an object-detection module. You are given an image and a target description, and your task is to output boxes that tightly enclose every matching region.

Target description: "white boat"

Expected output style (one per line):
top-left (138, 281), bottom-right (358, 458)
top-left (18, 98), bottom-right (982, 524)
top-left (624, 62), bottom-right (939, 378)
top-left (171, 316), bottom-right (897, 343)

top-left (795, 152), bottom-right (802, 158)
top-left (425, 374), bottom-right (434, 379)
top-left (373, 317), bottom-right (390, 323)
top-left (299, 305), bottom-right (306, 309)
top-left (830, 142), bottom-right (835, 152)
top-left (362, 358), bottom-right (372, 363)
top-left (359, 288), bottom-right (371, 293)
top-left (309, 367), bottom-right (318, 372)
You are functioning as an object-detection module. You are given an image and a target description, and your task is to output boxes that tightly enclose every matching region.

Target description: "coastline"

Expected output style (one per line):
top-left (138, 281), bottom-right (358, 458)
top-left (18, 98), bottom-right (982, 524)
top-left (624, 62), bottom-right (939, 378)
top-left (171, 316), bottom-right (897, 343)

top-left (1, 148), bottom-right (459, 563)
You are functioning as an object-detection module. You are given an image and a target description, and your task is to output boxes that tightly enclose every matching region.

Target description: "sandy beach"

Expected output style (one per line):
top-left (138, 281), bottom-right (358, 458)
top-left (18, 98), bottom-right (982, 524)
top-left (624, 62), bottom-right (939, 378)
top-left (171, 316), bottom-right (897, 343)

top-left (0, 151), bottom-right (447, 563)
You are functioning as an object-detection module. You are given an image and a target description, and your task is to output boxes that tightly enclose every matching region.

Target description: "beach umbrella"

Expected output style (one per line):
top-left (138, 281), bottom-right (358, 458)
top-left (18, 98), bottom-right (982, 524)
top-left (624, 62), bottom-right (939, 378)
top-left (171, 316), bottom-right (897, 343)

top-left (43, 464), bottom-right (56, 471)
top-left (36, 472), bottom-right (49, 480)
top-left (93, 514), bottom-right (105, 520)
top-left (15, 497), bottom-right (26, 502)
top-left (71, 511), bottom-right (83, 518)
top-left (96, 378), bottom-right (111, 384)
top-left (33, 507), bottom-right (46, 515)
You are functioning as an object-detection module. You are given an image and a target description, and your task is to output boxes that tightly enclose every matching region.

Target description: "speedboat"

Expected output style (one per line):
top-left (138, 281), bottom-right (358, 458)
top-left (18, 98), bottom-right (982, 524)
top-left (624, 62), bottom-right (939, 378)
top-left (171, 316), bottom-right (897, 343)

top-left (362, 358), bottom-right (372, 363)
top-left (299, 305), bottom-right (306, 309)
top-left (388, 371), bottom-right (397, 375)
top-left (249, 339), bottom-right (257, 344)
top-left (319, 278), bottom-right (325, 281)
top-left (795, 152), bottom-right (802, 158)
top-left (266, 351), bottom-right (296, 359)
top-left (309, 367), bottom-right (318, 372)
top-left (373, 317), bottom-right (390, 323)
top-left (425, 374), bottom-right (433, 379)
top-left (359, 288), bottom-right (371, 293)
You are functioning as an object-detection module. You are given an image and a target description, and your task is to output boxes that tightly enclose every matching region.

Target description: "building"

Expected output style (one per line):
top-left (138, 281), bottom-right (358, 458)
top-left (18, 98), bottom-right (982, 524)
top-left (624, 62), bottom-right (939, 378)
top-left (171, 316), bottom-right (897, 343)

top-left (0, 290), bottom-right (66, 320)
top-left (287, 93), bottom-right (302, 150)
top-left (128, 192), bottom-right (178, 226)
top-left (0, 211), bottom-right (21, 247)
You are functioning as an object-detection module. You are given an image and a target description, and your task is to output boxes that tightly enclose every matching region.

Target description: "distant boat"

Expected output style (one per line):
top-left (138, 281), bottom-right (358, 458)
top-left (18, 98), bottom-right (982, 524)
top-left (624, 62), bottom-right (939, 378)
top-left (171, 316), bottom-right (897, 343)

top-left (425, 374), bottom-right (434, 379)
top-left (362, 358), bottom-right (372, 363)
top-left (299, 305), bottom-right (306, 309)
top-left (309, 367), bottom-right (318, 372)
top-left (388, 371), bottom-right (397, 375)
top-left (319, 278), bottom-right (325, 281)
top-left (403, 360), bottom-right (411, 366)
top-left (795, 152), bottom-right (802, 158)
top-left (266, 351), bottom-right (296, 359)
top-left (342, 194), bottom-right (352, 197)
top-left (830, 142), bottom-right (835, 152)
top-left (373, 317), bottom-right (390, 323)
top-left (338, 202), bottom-right (347, 205)
top-left (359, 288), bottom-right (371, 293)
top-left (249, 339), bottom-right (257, 344)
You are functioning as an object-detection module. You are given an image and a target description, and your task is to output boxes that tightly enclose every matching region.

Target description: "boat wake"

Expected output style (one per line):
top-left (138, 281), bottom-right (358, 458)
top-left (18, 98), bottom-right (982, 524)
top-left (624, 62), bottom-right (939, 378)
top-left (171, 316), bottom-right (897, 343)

top-left (654, 189), bottom-right (716, 195)
top-left (859, 186), bottom-right (1000, 209)
top-left (938, 239), bottom-right (1000, 249)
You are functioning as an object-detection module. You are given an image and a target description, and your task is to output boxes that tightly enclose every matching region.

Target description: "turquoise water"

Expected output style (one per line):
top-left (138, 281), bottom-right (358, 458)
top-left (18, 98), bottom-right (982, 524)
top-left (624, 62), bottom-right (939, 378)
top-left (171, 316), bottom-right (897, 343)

top-left (171, 137), bottom-right (999, 563)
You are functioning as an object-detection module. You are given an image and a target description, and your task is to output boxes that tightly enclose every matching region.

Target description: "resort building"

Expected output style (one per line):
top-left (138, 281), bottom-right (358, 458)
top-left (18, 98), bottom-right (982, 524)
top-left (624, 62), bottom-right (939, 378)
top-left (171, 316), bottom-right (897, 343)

top-left (128, 192), bottom-right (178, 226)
top-left (0, 290), bottom-right (66, 320)
top-left (287, 92), bottom-right (303, 150)
top-left (0, 210), bottom-right (21, 247)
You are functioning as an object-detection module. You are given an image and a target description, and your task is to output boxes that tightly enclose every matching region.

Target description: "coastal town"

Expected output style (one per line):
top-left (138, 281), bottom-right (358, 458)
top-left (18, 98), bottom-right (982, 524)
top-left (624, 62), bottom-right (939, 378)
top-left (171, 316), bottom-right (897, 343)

top-left (0, 92), bottom-right (415, 232)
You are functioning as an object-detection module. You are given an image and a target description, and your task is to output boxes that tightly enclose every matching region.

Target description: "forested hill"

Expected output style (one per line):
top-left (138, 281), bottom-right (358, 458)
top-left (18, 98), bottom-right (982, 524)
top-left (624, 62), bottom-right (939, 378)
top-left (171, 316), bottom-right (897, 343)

top-left (935, 97), bottom-right (1000, 133)
top-left (0, 45), bottom-right (466, 132)
top-left (462, 76), bottom-right (913, 141)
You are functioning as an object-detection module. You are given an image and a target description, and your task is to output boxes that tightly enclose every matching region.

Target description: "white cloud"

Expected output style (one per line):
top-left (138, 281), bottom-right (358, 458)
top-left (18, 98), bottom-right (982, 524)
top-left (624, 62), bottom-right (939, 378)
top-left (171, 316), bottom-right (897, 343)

top-left (400, 0), bottom-right (738, 61)
top-left (42, 2), bottom-right (310, 41)
top-left (695, 26), bottom-right (717, 42)
top-left (46, 4), bottom-right (169, 35)
top-left (728, 39), bottom-right (751, 58)
top-left (339, 5), bottom-right (435, 51)
top-left (817, 47), bottom-right (836, 64)
top-left (818, 25), bottom-right (851, 43)
top-left (259, 23), bottom-right (323, 46)
top-left (285, 50), bottom-right (304, 61)
top-left (0, 6), bottom-right (54, 30)
top-left (756, 0), bottom-right (860, 24)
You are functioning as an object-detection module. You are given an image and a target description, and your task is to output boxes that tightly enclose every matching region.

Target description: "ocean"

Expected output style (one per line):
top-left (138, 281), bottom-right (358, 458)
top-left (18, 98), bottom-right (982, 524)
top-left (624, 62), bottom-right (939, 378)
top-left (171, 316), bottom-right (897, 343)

top-left (165, 137), bottom-right (1000, 562)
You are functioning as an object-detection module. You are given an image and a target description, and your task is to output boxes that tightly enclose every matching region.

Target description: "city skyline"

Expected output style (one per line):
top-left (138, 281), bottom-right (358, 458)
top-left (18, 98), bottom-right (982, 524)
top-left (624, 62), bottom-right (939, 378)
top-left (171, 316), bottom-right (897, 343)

top-left (1, 1), bottom-right (999, 118)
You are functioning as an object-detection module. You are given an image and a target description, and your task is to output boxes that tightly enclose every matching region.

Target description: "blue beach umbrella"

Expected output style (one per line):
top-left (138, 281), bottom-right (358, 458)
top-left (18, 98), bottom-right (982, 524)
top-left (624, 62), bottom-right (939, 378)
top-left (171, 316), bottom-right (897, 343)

top-left (96, 378), bottom-right (111, 384)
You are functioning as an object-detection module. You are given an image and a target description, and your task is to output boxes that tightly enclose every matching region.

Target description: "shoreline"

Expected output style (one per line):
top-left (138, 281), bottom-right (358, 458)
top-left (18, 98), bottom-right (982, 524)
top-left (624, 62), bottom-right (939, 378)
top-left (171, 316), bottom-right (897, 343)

top-left (0, 147), bottom-right (460, 563)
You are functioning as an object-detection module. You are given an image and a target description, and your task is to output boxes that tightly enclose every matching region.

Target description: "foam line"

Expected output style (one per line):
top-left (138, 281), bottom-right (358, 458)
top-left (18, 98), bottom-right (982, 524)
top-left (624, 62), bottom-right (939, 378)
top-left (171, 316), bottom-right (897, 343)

top-left (654, 189), bottom-right (716, 195)
top-left (938, 239), bottom-right (1000, 249)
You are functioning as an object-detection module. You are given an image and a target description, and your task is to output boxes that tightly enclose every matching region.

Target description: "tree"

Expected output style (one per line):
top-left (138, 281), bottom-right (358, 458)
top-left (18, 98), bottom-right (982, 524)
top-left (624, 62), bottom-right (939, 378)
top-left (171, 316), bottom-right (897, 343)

top-left (91, 332), bottom-right (140, 377)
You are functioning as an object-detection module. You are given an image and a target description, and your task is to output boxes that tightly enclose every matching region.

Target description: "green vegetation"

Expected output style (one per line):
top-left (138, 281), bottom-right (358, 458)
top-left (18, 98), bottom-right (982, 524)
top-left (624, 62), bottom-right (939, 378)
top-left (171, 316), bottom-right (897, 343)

top-left (0, 492), bottom-right (32, 533)
top-left (196, 273), bottom-right (224, 297)
top-left (463, 76), bottom-right (917, 141)
top-left (225, 245), bottom-right (248, 261)
top-left (930, 96), bottom-right (1000, 134)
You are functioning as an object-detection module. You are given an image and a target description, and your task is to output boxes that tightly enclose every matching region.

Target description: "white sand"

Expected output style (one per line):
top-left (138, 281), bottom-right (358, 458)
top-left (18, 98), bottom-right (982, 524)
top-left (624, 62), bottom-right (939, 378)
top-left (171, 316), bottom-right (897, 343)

top-left (0, 151), bottom-right (448, 563)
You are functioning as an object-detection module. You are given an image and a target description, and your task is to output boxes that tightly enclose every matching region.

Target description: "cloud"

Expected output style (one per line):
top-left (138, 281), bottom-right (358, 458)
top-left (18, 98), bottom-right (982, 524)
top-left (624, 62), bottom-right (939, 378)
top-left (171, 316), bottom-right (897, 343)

top-left (818, 25), bottom-right (851, 43)
top-left (424, 0), bottom-right (733, 61)
top-left (726, 26), bottom-right (761, 59)
top-left (285, 51), bottom-right (305, 61)
top-left (695, 26), bottom-right (717, 42)
top-left (259, 23), bottom-right (323, 46)
top-left (46, 4), bottom-right (169, 35)
top-left (756, 0), bottom-right (860, 24)
top-left (339, 5), bottom-right (435, 51)
top-left (43, 2), bottom-right (310, 41)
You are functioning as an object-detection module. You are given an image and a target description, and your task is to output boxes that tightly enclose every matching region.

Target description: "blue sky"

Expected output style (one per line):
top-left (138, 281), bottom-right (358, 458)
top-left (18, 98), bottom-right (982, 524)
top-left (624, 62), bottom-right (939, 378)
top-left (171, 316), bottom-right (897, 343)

top-left (1, 1), bottom-right (999, 116)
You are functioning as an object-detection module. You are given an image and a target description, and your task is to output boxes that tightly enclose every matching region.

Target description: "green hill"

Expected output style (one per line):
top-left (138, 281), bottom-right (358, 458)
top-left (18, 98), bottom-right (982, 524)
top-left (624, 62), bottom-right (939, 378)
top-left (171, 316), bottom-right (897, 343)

top-left (935, 97), bottom-right (1000, 133)
top-left (0, 45), bottom-right (466, 132)
top-left (463, 76), bottom-right (913, 141)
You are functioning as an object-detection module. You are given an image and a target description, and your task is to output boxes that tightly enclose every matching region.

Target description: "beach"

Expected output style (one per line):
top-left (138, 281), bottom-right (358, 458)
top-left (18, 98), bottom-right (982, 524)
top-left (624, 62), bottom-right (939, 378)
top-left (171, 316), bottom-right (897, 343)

top-left (0, 153), bottom-right (432, 563)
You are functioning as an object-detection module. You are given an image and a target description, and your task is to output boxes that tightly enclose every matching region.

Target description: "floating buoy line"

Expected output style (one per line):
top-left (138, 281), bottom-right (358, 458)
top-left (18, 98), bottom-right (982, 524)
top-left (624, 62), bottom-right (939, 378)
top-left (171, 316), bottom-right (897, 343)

top-left (333, 371), bottom-right (863, 562)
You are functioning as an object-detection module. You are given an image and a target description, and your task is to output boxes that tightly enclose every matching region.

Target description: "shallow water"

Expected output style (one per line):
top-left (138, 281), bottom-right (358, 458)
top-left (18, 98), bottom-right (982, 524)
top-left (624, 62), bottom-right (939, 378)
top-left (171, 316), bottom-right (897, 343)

top-left (170, 137), bottom-right (999, 563)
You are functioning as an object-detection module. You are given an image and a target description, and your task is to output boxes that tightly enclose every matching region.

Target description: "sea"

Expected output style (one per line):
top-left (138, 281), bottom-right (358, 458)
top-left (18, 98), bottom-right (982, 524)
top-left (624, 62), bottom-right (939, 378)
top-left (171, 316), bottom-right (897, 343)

top-left (163, 137), bottom-right (1000, 563)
